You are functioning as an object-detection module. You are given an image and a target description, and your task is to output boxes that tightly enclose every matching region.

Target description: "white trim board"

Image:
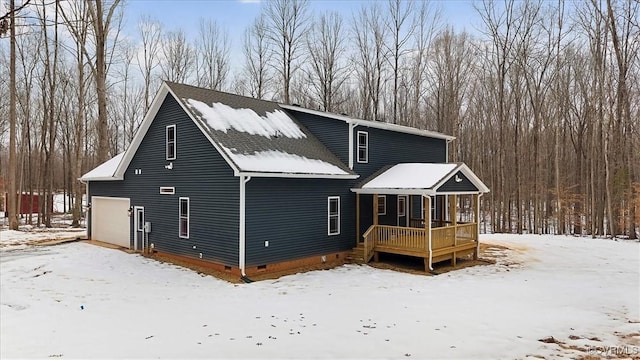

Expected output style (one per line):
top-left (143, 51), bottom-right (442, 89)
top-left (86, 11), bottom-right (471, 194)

top-left (280, 104), bottom-right (456, 141)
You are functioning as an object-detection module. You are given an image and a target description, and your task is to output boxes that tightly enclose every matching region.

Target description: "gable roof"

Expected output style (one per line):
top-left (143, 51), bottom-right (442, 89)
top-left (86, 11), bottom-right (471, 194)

top-left (280, 105), bottom-right (456, 142)
top-left (105, 82), bottom-right (357, 180)
top-left (351, 163), bottom-right (490, 195)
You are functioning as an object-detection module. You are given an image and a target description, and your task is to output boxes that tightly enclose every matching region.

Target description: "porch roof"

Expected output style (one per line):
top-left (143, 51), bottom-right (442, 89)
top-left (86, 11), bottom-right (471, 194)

top-left (351, 163), bottom-right (490, 196)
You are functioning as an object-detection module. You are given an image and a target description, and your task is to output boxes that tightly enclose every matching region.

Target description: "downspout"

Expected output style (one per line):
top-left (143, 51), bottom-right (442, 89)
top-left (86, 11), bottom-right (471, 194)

top-left (476, 193), bottom-right (483, 257)
top-left (79, 179), bottom-right (89, 240)
top-left (239, 175), bottom-right (252, 279)
top-left (426, 195), bottom-right (433, 271)
top-left (348, 123), bottom-right (356, 170)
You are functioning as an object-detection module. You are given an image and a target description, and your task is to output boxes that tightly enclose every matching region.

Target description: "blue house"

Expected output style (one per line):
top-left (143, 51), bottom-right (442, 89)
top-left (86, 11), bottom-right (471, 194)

top-left (82, 81), bottom-right (489, 277)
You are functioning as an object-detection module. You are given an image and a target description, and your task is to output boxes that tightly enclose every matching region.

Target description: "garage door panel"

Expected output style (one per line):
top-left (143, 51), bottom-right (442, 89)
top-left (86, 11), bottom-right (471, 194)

top-left (91, 197), bottom-right (130, 248)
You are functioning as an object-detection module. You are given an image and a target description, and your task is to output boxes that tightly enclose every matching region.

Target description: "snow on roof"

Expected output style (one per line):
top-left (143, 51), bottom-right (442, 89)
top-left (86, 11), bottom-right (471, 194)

top-left (224, 149), bottom-right (350, 176)
top-left (186, 99), bottom-right (306, 139)
top-left (362, 163), bottom-right (457, 190)
top-left (80, 152), bottom-right (125, 181)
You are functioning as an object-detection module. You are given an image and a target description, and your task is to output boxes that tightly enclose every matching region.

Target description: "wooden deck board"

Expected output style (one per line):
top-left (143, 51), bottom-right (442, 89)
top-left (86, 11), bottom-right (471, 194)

top-left (374, 239), bottom-right (477, 258)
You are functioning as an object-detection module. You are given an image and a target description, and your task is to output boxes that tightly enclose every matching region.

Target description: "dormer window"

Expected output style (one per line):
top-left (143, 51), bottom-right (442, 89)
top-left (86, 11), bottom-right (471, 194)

top-left (166, 125), bottom-right (176, 160)
top-left (357, 131), bottom-right (368, 163)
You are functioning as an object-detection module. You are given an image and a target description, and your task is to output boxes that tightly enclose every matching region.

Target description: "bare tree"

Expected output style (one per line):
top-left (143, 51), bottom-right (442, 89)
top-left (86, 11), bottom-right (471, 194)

top-left (160, 29), bottom-right (194, 83)
top-left (194, 18), bottom-right (230, 91)
top-left (384, 0), bottom-right (415, 124)
top-left (408, 0), bottom-right (441, 128)
top-left (7, 0), bottom-right (19, 229)
top-left (352, 2), bottom-right (389, 121)
top-left (427, 29), bottom-right (474, 161)
top-left (605, 0), bottom-right (639, 238)
top-left (304, 11), bottom-right (348, 112)
top-left (242, 14), bottom-right (272, 99)
top-left (137, 15), bottom-right (162, 111)
top-left (264, 0), bottom-right (309, 104)
top-left (59, 0), bottom-right (123, 163)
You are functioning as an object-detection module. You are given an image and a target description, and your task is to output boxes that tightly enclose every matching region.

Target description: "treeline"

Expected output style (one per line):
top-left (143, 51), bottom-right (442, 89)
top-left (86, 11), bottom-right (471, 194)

top-left (0, 0), bottom-right (638, 237)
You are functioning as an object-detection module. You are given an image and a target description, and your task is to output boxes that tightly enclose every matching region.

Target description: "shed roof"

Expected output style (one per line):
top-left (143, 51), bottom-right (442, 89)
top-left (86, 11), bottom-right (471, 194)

top-left (351, 163), bottom-right (490, 195)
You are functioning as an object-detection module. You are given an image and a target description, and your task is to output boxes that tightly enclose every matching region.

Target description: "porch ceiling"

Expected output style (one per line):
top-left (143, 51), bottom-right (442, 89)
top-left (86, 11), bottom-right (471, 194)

top-left (351, 162), bottom-right (490, 195)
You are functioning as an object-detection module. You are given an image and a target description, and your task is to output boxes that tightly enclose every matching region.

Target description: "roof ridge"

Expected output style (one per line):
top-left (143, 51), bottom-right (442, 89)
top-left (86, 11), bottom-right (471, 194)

top-left (164, 81), bottom-right (282, 109)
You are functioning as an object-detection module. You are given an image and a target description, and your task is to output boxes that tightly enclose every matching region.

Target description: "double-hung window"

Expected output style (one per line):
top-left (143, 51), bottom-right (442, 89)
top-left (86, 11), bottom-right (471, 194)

top-left (179, 197), bottom-right (189, 238)
top-left (328, 196), bottom-right (340, 235)
top-left (377, 195), bottom-right (386, 215)
top-left (357, 131), bottom-right (368, 163)
top-left (166, 125), bottom-right (176, 160)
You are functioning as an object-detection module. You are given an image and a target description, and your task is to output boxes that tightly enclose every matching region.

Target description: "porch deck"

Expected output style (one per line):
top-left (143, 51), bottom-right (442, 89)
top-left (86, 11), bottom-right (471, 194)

top-left (360, 223), bottom-right (479, 270)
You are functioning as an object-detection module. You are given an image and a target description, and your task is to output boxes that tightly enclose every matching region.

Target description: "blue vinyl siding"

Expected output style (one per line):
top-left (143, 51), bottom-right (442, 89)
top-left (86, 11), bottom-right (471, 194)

top-left (245, 177), bottom-right (354, 266)
top-left (353, 126), bottom-right (447, 179)
top-left (89, 94), bottom-right (239, 266)
top-left (438, 171), bottom-right (478, 192)
top-left (285, 109), bottom-right (350, 165)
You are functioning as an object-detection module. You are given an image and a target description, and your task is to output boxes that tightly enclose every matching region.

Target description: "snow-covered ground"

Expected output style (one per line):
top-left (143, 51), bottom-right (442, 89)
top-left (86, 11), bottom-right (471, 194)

top-left (0, 228), bottom-right (86, 248)
top-left (1, 233), bottom-right (638, 359)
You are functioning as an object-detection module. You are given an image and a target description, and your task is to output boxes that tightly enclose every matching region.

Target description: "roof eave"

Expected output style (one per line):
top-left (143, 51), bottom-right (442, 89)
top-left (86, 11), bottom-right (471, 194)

top-left (280, 104), bottom-right (455, 141)
top-left (351, 188), bottom-right (435, 196)
top-left (79, 176), bottom-right (123, 182)
top-left (241, 171), bottom-right (358, 180)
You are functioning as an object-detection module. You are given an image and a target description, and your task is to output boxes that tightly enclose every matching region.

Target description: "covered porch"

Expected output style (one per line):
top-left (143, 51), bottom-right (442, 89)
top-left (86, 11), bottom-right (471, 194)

top-left (352, 163), bottom-right (490, 272)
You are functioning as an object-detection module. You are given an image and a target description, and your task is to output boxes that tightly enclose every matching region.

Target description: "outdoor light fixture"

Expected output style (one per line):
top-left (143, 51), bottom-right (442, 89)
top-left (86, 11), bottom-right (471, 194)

top-left (164, 162), bottom-right (173, 170)
top-left (128, 207), bottom-right (133, 217)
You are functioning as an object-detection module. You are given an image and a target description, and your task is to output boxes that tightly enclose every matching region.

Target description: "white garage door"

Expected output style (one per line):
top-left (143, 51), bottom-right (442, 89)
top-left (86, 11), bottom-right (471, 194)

top-left (91, 196), bottom-right (130, 248)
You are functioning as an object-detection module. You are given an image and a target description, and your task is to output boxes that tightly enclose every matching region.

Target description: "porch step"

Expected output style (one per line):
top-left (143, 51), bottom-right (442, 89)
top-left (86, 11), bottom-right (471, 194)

top-left (346, 244), bottom-right (367, 264)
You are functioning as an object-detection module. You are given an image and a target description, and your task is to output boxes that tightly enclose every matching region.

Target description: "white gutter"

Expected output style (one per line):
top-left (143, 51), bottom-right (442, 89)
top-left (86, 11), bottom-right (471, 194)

top-left (239, 175), bottom-right (251, 276)
top-left (238, 171), bottom-right (358, 180)
top-left (348, 123), bottom-right (356, 169)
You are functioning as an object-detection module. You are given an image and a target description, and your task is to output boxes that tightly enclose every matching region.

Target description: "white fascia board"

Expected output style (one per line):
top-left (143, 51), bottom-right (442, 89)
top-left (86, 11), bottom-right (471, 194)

top-left (351, 119), bottom-right (455, 141)
top-left (350, 188), bottom-right (435, 196)
top-left (280, 104), bottom-right (455, 141)
top-left (434, 191), bottom-right (484, 195)
top-left (77, 176), bottom-right (123, 182)
top-left (239, 172), bottom-right (358, 180)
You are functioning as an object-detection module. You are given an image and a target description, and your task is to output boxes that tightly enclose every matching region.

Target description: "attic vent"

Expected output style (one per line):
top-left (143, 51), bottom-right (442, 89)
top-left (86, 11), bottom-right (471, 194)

top-left (291, 103), bottom-right (300, 107)
top-left (159, 187), bottom-right (175, 195)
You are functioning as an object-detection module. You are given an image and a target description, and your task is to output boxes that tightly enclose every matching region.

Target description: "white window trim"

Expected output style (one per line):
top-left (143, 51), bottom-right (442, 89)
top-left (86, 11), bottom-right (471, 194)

top-left (377, 195), bottom-right (386, 215)
top-left (179, 197), bottom-right (189, 239)
top-left (357, 131), bottom-right (368, 163)
top-left (421, 196), bottom-right (437, 220)
top-left (166, 124), bottom-right (176, 160)
top-left (398, 196), bottom-right (406, 217)
top-left (328, 196), bottom-right (340, 236)
top-left (160, 186), bottom-right (175, 194)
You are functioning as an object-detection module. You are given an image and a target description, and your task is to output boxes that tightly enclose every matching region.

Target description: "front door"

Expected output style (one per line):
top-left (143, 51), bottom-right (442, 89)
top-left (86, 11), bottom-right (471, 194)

top-left (134, 206), bottom-right (145, 251)
top-left (397, 195), bottom-right (408, 227)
